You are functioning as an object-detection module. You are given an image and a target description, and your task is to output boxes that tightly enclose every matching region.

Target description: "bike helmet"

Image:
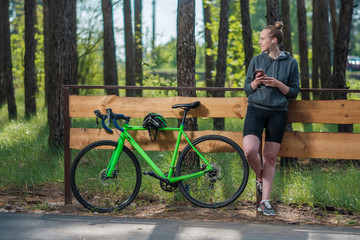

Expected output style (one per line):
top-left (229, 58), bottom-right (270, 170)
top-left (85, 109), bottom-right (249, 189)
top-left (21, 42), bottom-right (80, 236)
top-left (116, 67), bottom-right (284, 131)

top-left (142, 113), bottom-right (167, 129)
top-left (142, 113), bottom-right (167, 142)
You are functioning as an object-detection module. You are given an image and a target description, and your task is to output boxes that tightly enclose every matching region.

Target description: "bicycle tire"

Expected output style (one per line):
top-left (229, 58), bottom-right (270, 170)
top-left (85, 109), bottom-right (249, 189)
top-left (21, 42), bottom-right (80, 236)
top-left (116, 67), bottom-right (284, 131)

top-left (70, 140), bottom-right (142, 213)
top-left (176, 135), bottom-right (249, 208)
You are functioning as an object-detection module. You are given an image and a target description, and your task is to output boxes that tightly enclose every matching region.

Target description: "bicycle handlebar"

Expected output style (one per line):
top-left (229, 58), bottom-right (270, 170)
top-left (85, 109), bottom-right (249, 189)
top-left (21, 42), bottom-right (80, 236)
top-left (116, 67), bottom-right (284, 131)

top-left (94, 109), bottom-right (131, 133)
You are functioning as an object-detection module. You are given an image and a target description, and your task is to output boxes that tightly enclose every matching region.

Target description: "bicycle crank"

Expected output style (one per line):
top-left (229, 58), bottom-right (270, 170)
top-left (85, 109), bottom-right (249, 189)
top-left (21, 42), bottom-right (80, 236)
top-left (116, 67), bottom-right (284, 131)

top-left (160, 172), bottom-right (178, 192)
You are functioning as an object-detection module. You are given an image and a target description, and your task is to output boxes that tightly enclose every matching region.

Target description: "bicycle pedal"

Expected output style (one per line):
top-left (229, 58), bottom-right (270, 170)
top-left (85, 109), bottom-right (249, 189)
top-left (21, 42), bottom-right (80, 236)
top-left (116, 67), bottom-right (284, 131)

top-left (143, 171), bottom-right (155, 176)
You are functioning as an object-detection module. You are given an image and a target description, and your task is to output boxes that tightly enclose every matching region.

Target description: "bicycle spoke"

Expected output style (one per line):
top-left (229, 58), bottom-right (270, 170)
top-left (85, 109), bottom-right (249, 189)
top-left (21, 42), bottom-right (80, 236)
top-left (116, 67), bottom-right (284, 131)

top-left (176, 135), bottom-right (249, 208)
top-left (70, 141), bottom-right (142, 213)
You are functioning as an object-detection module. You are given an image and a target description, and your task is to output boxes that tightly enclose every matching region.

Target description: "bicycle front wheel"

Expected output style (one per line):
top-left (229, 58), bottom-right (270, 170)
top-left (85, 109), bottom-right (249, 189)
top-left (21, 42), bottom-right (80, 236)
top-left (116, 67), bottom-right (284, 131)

top-left (70, 140), bottom-right (142, 213)
top-left (176, 135), bottom-right (249, 208)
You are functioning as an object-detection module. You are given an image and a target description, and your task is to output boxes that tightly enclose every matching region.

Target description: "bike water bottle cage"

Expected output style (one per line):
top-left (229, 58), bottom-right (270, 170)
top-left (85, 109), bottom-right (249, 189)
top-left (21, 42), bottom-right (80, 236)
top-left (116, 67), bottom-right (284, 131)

top-left (142, 113), bottom-right (167, 142)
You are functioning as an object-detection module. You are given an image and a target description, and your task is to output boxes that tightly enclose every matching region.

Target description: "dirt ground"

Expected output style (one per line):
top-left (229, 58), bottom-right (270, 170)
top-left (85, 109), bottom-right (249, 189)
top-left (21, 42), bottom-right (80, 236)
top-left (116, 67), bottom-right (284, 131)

top-left (0, 182), bottom-right (359, 228)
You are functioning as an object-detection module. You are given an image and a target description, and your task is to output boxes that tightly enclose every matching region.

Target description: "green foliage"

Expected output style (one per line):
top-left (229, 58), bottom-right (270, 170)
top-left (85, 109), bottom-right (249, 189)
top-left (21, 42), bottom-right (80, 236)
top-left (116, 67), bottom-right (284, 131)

top-left (227, 6), bottom-right (246, 87)
top-left (10, 3), bottom-right (25, 89)
top-left (202, 0), bottom-right (257, 90)
top-left (9, 2), bottom-right (44, 92)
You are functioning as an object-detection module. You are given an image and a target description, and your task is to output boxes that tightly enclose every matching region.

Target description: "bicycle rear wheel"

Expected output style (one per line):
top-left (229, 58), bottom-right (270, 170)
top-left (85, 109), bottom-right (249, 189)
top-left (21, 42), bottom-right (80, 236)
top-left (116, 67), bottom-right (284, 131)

top-left (70, 140), bottom-right (141, 213)
top-left (176, 135), bottom-right (249, 208)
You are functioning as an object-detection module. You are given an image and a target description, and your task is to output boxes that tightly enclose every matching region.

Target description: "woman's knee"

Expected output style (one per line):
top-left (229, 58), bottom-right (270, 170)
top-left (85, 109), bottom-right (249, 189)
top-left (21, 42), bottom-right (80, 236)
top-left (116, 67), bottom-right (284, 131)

top-left (244, 146), bottom-right (259, 160)
top-left (263, 152), bottom-right (277, 165)
top-left (243, 135), bottom-right (260, 160)
top-left (263, 142), bottom-right (281, 166)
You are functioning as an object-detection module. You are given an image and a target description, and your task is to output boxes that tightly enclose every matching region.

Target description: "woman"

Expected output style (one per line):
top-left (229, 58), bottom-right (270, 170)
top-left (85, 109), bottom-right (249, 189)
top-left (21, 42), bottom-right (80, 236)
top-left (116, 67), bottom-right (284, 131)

top-left (243, 22), bottom-right (300, 216)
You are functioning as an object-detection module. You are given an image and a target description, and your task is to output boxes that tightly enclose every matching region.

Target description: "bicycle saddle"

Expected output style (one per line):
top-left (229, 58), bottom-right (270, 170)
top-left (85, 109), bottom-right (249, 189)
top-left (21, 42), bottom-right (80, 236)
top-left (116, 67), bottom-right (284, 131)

top-left (172, 101), bottom-right (201, 109)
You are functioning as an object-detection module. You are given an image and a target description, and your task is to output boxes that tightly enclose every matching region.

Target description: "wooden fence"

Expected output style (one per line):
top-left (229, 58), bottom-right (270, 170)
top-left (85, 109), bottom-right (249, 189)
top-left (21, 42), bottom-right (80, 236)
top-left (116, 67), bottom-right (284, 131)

top-left (63, 86), bottom-right (360, 204)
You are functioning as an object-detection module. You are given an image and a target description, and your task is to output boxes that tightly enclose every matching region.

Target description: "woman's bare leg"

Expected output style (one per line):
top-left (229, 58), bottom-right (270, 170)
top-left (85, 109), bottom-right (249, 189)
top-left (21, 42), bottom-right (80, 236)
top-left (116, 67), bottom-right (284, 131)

top-left (261, 141), bottom-right (281, 201)
top-left (243, 135), bottom-right (262, 179)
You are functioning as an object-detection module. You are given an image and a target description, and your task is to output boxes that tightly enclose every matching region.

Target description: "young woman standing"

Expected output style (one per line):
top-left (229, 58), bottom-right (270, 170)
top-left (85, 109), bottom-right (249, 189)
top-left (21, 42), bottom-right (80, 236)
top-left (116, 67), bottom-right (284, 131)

top-left (243, 22), bottom-right (300, 216)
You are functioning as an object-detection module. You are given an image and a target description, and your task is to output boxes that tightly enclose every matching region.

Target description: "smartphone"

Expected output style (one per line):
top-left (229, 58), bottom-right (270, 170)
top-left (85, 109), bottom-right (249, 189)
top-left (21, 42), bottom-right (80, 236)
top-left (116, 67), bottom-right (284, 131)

top-left (255, 69), bottom-right (265, 76)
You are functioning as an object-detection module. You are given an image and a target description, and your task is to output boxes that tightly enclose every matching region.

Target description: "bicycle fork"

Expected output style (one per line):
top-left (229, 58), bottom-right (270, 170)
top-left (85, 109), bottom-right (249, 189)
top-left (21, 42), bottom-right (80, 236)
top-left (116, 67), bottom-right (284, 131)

top-left (105, 133), bottom-right (126, 178)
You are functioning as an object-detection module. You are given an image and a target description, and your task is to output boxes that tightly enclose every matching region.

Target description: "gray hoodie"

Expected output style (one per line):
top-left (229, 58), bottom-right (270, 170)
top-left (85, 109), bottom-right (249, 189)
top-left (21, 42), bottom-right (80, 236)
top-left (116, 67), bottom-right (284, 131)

top-left (244, 51), bottom-right (300, 111)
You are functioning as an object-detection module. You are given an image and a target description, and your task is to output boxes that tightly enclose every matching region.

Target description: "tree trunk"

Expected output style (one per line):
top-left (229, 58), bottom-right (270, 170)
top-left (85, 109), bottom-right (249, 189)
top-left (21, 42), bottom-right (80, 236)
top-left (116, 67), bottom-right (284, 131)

top-left (240, 0), bottom-right (253, 73)
top-left (24, 0), bottom-right (37, 118)
top-left (0, 11), bottom-right (5, 107)
top-left (0, 50), bottom-right (4, 106)
top-left (47, 0), bottom-right (74, 147)
top-left (177, 0), bottom-right (197, 132)
top-left (203, 0), bottom-right (215, 97)
top-left (214, 0), bottom-right (230, 131)
top-left (124, 0), bottom-right (136, 97)
top-left (134, 0), bottom-right (143, 97)
top-left (102, 0), bottom-right (119, 95)
top-left (318, 0), bottom-right (333, 100)
top-left (296, 0), bottom-right (309, 100)
top-left (0, 0), bottom-right (17, 119)
top-left (312, 0), bottom-right (320, 99)
top-left (72, 0), bottom-right (79, 95)
top-left (43, 0), bottom-right (51, 105)
top-left (277, 0), bottom-right (292, 167)
top-left (329, 0), bottom-right (338, 46)
top-left (152, 0), bottom-right (156, 61)
top-left (281, 0), bottom-right (292, 54)
top-left (266, 0), bottom-right (279, 25)
top-left (333, 0), bottom-right (354, 133)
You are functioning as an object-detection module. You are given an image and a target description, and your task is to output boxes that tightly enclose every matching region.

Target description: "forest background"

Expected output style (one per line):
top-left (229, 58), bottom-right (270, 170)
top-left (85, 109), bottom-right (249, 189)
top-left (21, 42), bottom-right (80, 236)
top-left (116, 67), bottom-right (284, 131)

top-left (1, 0), bottom-right (360, 140)
top-left (1, 0), bottom-right (360, 218)
top-left (1, 0), bottom-right (360, 137)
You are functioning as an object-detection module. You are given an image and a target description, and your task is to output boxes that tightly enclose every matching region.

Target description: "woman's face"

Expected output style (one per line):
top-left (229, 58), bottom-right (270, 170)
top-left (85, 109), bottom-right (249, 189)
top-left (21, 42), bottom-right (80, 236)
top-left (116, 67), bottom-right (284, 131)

top-left (258, 29), bottom-right (273, 52)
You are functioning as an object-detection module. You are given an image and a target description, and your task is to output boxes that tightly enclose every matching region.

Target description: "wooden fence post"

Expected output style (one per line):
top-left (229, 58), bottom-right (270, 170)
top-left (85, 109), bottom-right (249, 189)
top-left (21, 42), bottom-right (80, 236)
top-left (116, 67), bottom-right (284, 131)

top-left (63, 87), bottom-right (72, 205)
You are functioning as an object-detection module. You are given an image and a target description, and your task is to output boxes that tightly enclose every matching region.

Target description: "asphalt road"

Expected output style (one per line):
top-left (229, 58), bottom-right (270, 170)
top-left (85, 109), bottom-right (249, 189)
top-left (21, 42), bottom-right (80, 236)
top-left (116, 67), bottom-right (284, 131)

top-left (0, 212), bottom-right (359, 240)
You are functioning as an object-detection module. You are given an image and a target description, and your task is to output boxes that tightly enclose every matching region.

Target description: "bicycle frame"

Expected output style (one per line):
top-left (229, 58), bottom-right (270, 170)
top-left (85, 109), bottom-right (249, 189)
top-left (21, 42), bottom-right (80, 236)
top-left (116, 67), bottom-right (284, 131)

top-left (105, 123), bottom-right (214, 183)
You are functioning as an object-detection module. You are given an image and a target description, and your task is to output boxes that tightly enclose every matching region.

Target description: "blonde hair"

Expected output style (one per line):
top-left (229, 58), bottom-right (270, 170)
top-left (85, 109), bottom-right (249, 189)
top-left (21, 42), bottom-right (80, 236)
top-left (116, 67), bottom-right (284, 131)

top-left (264, 21), bottom-right (284, 45)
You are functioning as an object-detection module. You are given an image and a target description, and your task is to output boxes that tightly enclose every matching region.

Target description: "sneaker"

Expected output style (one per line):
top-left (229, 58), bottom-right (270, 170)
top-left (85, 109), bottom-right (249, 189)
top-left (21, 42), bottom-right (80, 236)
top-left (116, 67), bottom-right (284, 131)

top-left (257, 200), bottom-right (276, 216)
top-left (256, 177), bottom-right (262, 197)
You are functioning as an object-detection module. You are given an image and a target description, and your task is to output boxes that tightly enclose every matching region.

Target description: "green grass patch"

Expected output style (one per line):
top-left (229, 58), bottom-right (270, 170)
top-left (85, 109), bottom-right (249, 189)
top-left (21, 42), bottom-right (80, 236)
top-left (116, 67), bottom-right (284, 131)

top-left (272, 162), bottom-right (360, 212)
top-left (0, 92), bottom-right (64, 188)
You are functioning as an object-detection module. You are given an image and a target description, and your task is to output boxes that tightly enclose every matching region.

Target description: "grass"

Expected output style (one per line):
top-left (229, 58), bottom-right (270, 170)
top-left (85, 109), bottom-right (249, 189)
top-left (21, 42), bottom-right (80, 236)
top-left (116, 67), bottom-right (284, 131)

top-left (1, 77), bottom-right (360, 213)
top-left (0, 92), bottom-right (64, 188)
top-left (272, 161), bottom-right (360, 212)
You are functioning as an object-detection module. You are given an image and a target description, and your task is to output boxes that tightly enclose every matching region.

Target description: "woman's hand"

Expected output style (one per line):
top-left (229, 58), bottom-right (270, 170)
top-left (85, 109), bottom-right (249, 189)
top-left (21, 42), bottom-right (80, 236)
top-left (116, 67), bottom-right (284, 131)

top-left (251, 72), bottom-right (266, 90)
top-left (261, 77), bottom-right (279, 87)
top-left (262, 77), bottom-right (289, 95)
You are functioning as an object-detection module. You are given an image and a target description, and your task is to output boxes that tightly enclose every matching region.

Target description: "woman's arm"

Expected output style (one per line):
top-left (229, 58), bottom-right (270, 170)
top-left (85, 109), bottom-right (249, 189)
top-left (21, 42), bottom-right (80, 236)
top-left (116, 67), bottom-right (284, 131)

top-left (261, 60), bottom-right (300, 98)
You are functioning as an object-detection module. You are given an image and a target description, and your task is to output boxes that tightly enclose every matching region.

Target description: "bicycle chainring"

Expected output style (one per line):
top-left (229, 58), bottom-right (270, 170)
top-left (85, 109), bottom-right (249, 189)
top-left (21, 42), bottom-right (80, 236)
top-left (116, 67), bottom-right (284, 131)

top-left (160, 172), bottom-right (178, 192)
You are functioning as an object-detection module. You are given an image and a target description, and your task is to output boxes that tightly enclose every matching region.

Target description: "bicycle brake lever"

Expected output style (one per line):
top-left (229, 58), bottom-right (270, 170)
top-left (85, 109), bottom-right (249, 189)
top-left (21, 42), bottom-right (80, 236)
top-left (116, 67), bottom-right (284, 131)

top-left (94, 110), bottom-right (100, 127)
top-left (95, 115), bottom-right (99, 127)
top-left (106, 109), bottom-right (111, 126)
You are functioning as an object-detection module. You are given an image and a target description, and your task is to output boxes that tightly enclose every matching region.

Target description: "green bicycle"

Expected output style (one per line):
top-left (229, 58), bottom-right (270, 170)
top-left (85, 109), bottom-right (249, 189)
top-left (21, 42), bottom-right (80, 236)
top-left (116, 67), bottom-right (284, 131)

top-left (70, 101), bottom-right (249, 213)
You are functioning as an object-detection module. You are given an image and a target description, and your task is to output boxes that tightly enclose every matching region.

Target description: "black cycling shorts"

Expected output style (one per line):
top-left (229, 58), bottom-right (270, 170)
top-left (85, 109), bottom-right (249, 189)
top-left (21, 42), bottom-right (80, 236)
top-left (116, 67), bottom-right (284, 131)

top-left (243, 106), bottom-right (287, 144)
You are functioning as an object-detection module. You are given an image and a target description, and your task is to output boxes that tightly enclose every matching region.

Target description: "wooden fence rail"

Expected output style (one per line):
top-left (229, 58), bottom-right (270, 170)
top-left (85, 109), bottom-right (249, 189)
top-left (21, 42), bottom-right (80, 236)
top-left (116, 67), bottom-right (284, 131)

top-left (63, 86), bottom-right (360, 205)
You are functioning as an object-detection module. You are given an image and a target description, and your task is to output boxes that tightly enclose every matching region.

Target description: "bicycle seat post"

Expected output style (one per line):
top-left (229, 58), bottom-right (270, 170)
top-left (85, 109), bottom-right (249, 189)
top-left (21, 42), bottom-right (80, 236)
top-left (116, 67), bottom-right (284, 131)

top-left (180, 108), bottom-right (190, 126)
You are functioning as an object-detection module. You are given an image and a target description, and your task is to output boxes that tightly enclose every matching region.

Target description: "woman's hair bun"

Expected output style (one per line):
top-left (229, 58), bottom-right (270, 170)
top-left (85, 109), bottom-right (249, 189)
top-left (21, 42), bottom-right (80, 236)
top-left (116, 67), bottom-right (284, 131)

top-left (275, 21), bottom-right (283, 29)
